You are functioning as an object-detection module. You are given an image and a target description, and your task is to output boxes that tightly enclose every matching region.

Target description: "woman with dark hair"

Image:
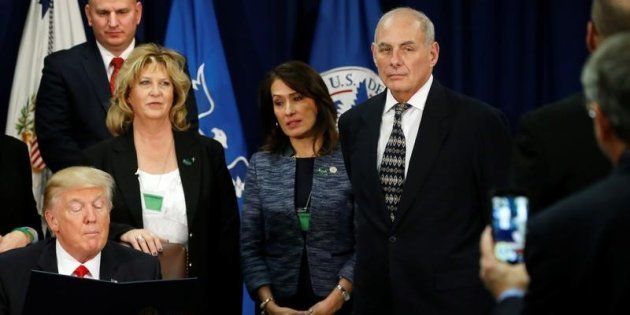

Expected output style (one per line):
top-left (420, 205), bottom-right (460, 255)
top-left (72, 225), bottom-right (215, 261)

top-left (241, 61), bottom-right (354, 315)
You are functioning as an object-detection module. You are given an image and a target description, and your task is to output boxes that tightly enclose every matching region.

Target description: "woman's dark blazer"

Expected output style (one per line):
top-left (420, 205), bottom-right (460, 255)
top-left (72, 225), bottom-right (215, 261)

top-left (0, 135), bottom-right (42, 238)
top-left (84, 129), bottom-right (242, 313)
top-left (241, 148), bottom-right (355, 299)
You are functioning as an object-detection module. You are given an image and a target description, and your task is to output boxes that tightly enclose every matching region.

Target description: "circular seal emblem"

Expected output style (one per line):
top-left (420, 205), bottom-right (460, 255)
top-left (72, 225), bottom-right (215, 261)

top-left (320, 67), bottom-right (385, 117)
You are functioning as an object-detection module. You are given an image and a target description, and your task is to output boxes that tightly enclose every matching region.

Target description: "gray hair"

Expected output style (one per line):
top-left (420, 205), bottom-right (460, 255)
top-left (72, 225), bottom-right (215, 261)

top-left (591, 0), bottom-right (630, 38)
top-left (374, 7), bottom-right (435, 45)
top-left (44, 166), bottom-right (115, 211)
top-left (581, 32), bottom-right (630, 143)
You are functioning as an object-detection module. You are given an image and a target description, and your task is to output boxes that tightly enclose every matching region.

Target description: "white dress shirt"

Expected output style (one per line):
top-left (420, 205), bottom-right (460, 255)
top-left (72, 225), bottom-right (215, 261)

top-left (56, 240), bottom-right (101, 279)
top-left (377, 75), bottom-right (433, 176)
top-left (96, 39), bottom-right (135, 80)
top-left (137, 168), bottom-right (189, 245)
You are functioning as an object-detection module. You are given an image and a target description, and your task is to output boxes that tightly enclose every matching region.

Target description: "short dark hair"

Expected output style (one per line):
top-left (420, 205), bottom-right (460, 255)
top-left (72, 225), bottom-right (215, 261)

top-left (258, 61), bottom-right (339, 155)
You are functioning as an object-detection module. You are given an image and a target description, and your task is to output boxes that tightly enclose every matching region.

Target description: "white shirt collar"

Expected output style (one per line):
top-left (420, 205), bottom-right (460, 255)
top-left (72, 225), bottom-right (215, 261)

top-left (56, 239), bottom-right (101, 279)
top-left (383, 75), bottom-right (433, 114)
top-left (96, 39), bottom-right (135, 74)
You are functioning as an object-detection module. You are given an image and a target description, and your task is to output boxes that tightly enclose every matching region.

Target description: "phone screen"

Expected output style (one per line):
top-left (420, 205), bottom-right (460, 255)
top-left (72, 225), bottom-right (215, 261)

top-left (491, 193), bottom-right (528, 264)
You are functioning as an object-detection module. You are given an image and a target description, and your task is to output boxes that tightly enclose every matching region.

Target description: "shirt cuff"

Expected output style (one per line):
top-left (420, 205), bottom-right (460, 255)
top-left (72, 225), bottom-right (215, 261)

top-left (497, 288), bottom-right (525, 302)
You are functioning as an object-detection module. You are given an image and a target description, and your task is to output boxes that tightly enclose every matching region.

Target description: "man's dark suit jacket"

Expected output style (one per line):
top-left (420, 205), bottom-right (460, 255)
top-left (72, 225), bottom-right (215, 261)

top-left (0, 135), bottom-right (42, 238)
top-left (495, 151), bottom-right (630, 315)
top-left (338, 81), bottom-right (512, 314)
top-left (0, 238), bottom-right (160, 315)
top-left (35, 40), bottom-right (199, 172)
top-left (511, 93), bottom-right (611, 215)
top-left (84, 129), bottom-right (242, 314)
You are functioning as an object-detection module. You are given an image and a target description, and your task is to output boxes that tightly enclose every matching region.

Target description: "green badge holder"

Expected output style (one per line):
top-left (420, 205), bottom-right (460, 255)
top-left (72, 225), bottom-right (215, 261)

top-left (143, 193), bottom-right (164, 212)
top-left (297, 208), bottom-right (310, 232)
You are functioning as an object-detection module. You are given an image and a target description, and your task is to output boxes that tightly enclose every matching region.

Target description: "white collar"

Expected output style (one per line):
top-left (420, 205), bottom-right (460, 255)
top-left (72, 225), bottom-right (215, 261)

top-left (384, 75), bottom-right (433, 114)
top-left (96, 39), bottom-right (135, 70)
top-left (56, 239), bottom-right (101, 279)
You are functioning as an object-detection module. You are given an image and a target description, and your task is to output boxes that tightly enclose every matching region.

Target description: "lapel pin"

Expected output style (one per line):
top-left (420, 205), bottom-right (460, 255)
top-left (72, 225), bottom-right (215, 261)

top-left (182, 157), bottom-right (196, 166)
top-left (329, 166), bottom-right (337, 174)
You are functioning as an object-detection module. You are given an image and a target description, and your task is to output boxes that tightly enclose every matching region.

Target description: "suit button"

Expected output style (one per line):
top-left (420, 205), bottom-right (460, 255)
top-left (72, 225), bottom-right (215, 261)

top-left (389, 236), bottom-right (397, 243)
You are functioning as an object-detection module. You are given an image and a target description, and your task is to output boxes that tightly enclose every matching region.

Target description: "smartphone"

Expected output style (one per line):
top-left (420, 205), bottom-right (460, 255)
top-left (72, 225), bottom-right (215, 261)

top-left (491, 190), bottom-right (529, 264)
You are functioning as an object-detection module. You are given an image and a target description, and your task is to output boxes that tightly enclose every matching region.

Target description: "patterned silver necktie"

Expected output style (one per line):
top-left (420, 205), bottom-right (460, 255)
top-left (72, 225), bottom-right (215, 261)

top-left (380, 103), bottom-right (410, 222)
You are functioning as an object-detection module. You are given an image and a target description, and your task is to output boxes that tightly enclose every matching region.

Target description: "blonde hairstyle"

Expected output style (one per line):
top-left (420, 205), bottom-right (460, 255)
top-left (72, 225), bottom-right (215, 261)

top-left (44, 166), bottom-right (115, 211)
top-left (106, 43), bottom-right (191, 136)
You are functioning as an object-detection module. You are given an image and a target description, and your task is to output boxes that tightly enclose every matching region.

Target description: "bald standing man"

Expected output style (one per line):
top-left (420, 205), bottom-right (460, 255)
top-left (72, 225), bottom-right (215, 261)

top-left (339, 7), bottom-right (512, 314)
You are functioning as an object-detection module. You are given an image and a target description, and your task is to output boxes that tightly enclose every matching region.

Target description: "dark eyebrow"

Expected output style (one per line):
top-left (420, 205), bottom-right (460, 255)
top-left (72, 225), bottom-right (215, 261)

top-left (272, 92), bottom-right (301, 98)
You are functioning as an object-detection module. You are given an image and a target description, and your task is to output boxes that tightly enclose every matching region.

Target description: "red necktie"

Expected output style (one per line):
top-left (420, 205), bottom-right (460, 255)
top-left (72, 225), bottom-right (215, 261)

top-left (110, 57), bottom-right (125, 94)
top-left (73, 265), bottom-right (90, 278)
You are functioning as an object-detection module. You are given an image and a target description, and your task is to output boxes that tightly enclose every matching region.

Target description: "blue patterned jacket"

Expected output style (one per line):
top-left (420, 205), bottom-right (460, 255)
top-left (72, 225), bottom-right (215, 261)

top-left (241, 148), bottom-right (355, 298)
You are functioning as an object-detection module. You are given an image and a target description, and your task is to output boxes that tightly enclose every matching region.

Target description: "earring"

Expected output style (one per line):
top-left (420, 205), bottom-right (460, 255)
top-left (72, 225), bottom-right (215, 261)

top-left (275, 122), bottom-right (279, 127)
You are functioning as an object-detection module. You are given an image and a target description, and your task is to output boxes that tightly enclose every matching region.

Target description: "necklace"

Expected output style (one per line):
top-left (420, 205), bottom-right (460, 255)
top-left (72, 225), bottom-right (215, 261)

top-left (292, 153), bottom-right (316, 159)
top-left (138, 137), bottom-right (174, 212)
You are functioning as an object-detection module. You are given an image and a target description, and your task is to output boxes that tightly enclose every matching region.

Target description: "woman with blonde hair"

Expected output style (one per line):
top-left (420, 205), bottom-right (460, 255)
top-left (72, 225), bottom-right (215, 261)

top-left (85, 43), bottom-right (241, 313)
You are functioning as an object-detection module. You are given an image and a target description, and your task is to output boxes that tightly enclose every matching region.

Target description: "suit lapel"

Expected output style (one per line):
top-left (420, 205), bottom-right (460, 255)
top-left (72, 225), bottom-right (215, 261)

top-left (174, 131), bottom-right (201, 225)
top-left (393, 81), bottom-right (454, 229)
top-left (359, 93), bottom-right (390, 226)
top-left (81, 41), bottom-right (111, 112)
top-left (112, 133), bottom-right (143, 227)
top-left (99, 242), bottom-right (116, 281)
top-left (33, 239), bottom-right (59, 273)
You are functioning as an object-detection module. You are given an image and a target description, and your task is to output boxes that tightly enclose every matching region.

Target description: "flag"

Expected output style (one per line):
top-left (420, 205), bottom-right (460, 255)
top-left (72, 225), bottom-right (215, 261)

top-left (5, 0), bottom-right (86, 218)
top-left (165, 0), bottom-right (249, 202)
top-left (310, 0), bottom-right (385, 116)
top-left (164, 2), bottom-right (251, 312)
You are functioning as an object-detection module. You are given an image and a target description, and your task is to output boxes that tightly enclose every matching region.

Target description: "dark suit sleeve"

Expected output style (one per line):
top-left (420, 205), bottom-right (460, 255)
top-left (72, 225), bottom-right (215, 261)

top-left (208, 142), bottom-right (242, 312)
top-left (0, 137), bottom-right (42, 238)
top-left (510, 115), bottom-right (550, 214)
top-left (475, 108), bottom-right (512, 222)
top-left (35, 55), bottom-right (84, 172)
top-left (520, 216), bottom-right (561, 314)
top-left (493, 296), bottom-right (524, 315)
top-left (13, 139), bottom-right (42, 239)
top-left (338, 112), bottom-right (353, 179)
top-left (0, 257), bottom-right (9, 314)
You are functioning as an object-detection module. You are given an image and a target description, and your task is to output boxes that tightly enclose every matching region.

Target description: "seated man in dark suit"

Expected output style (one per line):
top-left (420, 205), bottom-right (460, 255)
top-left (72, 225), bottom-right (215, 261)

top-left (0, 166), bottom-right (160, 315)
top-left (480, 32), bottom-right (630, 314)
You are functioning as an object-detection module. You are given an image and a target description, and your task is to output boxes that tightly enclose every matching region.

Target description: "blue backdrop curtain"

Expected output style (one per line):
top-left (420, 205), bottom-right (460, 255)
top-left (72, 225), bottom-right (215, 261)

top-left (1, 0), bottom-right (591, 154)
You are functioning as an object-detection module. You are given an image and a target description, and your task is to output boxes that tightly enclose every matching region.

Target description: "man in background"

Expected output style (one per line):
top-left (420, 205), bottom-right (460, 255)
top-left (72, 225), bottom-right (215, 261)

top-left (35, 0), bottom-right (197, 172)
top-left (481, 31), bottom-right (630, 315)
top-left (510, 0), bottom-right (630, 214)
